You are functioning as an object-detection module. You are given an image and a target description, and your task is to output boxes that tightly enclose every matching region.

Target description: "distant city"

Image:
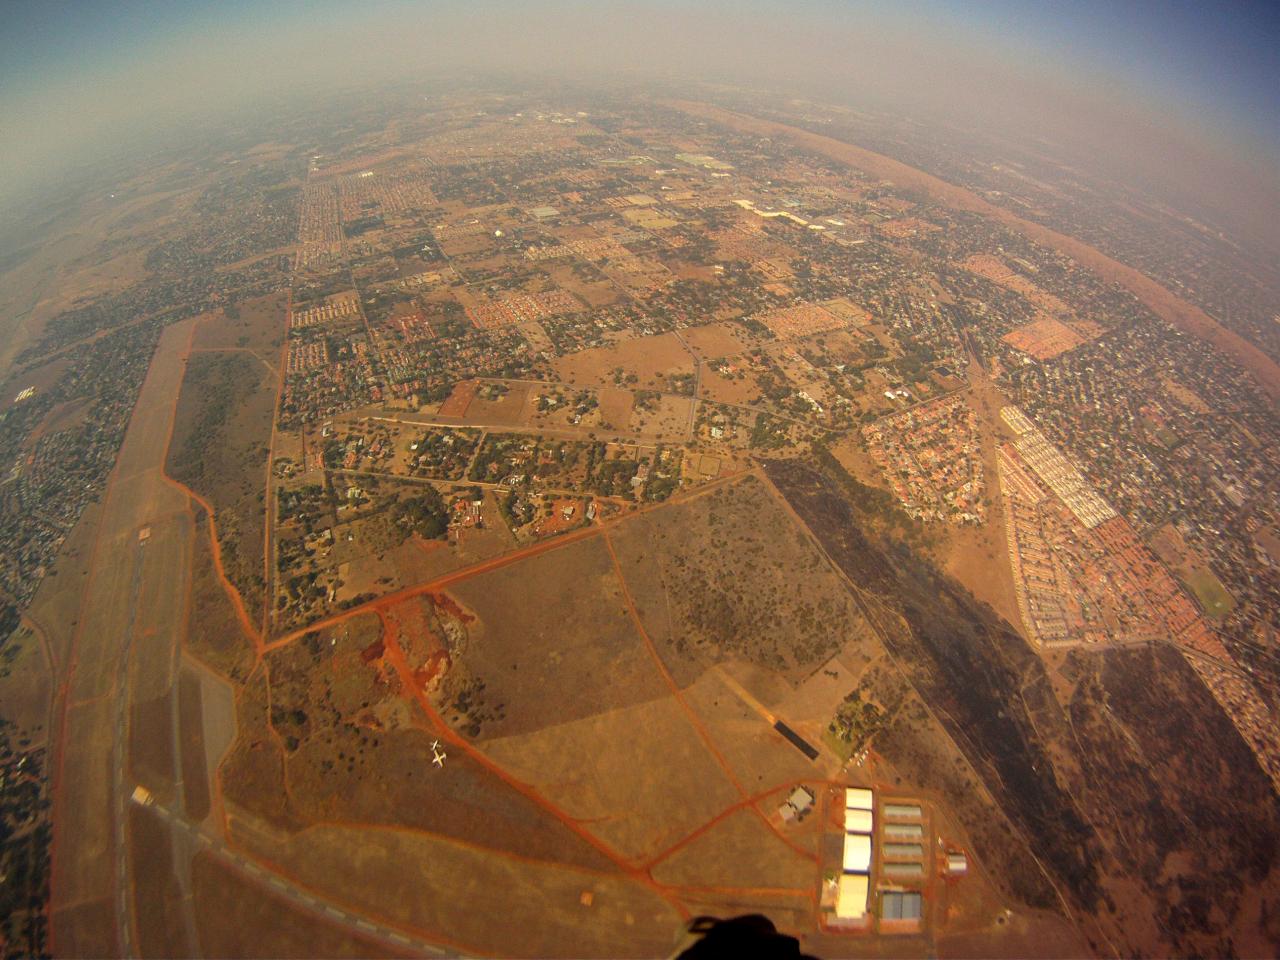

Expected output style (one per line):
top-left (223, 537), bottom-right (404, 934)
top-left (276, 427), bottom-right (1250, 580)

top-left (0, 81), bottom-right (1276, 958)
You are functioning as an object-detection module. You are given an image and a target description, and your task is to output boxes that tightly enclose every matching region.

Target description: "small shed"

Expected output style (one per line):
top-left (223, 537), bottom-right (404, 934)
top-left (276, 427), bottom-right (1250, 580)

top-left (788, 786), bottom-right (814, 816)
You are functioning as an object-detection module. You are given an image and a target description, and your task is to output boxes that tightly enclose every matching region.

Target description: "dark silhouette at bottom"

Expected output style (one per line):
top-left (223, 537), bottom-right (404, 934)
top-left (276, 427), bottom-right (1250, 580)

top-left (673, 914), bottom-right (820, 959)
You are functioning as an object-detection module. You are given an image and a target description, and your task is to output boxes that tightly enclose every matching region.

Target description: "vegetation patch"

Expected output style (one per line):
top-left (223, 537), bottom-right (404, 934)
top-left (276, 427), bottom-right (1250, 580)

top-left (167, 351), bottom-right (276, 622)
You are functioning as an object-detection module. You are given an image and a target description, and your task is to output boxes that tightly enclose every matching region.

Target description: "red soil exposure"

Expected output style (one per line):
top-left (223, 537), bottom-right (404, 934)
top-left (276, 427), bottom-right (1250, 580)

top-left (413, 650), bottom-right (451, 692)
top-left (436, 380), bottom-right (476, 418)
top-left (427, 591), bottom-right (474, 624)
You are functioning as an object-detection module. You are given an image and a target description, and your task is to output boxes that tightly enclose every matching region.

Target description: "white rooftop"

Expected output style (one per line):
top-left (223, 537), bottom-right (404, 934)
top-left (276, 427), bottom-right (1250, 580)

top-left (835, 873), bottom-right (869, 920)
top-left (845, 787), bottom-right (874, 811)
top-left (842, 833), bottom-right (872, 873)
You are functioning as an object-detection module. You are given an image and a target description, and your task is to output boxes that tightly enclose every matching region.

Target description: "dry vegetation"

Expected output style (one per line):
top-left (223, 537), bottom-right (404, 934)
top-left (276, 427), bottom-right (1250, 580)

top-left (610, 475), bottom-right (865, 685)
top-left (767, 456), bottom-right (1280, 957)
top-left (167, 351), bottom-right (276, 621)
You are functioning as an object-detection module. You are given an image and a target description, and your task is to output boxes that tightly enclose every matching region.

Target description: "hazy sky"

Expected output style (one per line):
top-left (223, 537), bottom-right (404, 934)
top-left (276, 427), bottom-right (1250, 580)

top-left (1, 1), bottom-right (1276, 222)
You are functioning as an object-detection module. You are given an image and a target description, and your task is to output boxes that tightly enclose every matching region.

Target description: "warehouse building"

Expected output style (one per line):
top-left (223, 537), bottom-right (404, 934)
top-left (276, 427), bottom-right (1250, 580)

top-left (835, 874), bottom-right (870, 920)
top-left (845, 787), bottom-right (874, 811)
top-left (883, 842), bottom-right (925, 861)
top-left (883, 822), bottom-right (924, 840)
top-left (882, 861), bottom-right (925, 880)
top-left (881, 890), bottom-right (923, 922)
top-left (833, 786), bottom-right (876, 923)
top-left (883, 802), bottom-right (922, 820)
top-left (842, 833), bottom-right (872, 873)
top-left (844, 807), bottom-right (874, 833)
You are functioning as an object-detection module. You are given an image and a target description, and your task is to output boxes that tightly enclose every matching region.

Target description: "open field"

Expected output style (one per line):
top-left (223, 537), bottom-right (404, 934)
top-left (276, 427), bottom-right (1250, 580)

top-left (230, 824), bottom-right (683, 958)
top-left (190, 292), bottom-right (288, 368)
top-left (481, 695), bottom-right (743, 864)
top-left (443, 536), bottom-right (669, 737)
top-left (191, 854), bottom-right (410, 959)
top-left (246, 606), bottom-right (617, 869)
top-left (128, 805), bottom-right (190, 957)
top-left (608, 474), bottom-right (869, 686)
top-left (0, 624), bottom-right (54, 745)
top-left (553, 332), bottom-right (695, 391)
top-left (177, 671), bottom-right (212, 823)
top-left (1184, 568), bottom-right (1235, 619)
top-left (185, 507), bottom-right (258, 682)
top-left (1148, 522), bottom-right (1237, 620)
top-left (651, 804), bottom-right (815, 890)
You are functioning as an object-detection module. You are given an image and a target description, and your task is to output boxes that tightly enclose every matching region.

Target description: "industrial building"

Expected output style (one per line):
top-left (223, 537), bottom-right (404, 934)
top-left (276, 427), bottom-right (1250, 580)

top-left (882, 802), bottom-right (922, 820)
top-left (842, 833), bottom-right (872, 873)
top-left (883, 842), bottom-right (925, 861)
top-left (844, 807), bottom-right (874, 833)
top-left (881, 890), bottom-right (923, 922)
top-left (835, 874), bottom-right (870, 921)
top-left (835, 786), bottom-right (876, 922)
top-left (778, 785), bottom-right (815, 824)
top-left (845, 787), bottom-right (873, 811)
top-left (882, 861), bottom-right (925, 880)
top-left (883, 822), bottom-right (924, 840)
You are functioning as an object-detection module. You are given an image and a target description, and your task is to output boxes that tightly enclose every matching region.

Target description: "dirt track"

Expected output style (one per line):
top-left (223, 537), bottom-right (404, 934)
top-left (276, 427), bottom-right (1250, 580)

top-left (666, 100), bottom-right (1280, 401)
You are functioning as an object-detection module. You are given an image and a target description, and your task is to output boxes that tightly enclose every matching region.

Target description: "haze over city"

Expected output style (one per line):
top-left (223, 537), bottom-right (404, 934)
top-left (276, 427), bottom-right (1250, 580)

top-left (0, 2), bottom-right (1277, 958)
top-left (2, 1), bottom-right (1277, 246)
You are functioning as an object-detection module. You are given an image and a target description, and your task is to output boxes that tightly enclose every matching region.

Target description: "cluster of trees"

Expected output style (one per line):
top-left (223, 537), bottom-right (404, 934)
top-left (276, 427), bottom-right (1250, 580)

top-left (390, 488), bottom-right (449, 540)
top-left (828, 689), bottom-right (884, 755)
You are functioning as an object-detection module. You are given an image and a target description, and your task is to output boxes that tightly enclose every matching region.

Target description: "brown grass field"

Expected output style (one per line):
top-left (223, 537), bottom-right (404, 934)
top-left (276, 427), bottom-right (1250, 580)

top-left (185, 507), bottom-right (257, 683)
top-left (190, 854), bottom-right (412, 959)
top-left (234, 824), bottom-right (683, 957)
top-left (481, 696), bottom-right (743, 863)
top-left (177, 671), bottom-right (213, 822)
top-left (443, 536), bottom-right (670, 737)
top-left (0, 623), bottom-right (54, 747)
top-left (651, 804), bottom-right (815, 890)
top-left (608, 475), bottom-right (867, 686)
top-left (553, 331), bottom-right (695, 390)
top-left (191, 292), bottom-right (288, 369)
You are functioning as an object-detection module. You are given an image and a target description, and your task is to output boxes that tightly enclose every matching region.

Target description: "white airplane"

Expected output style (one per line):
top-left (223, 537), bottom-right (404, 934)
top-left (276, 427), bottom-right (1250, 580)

top-left (431, 740), bottom-right (446, 768)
